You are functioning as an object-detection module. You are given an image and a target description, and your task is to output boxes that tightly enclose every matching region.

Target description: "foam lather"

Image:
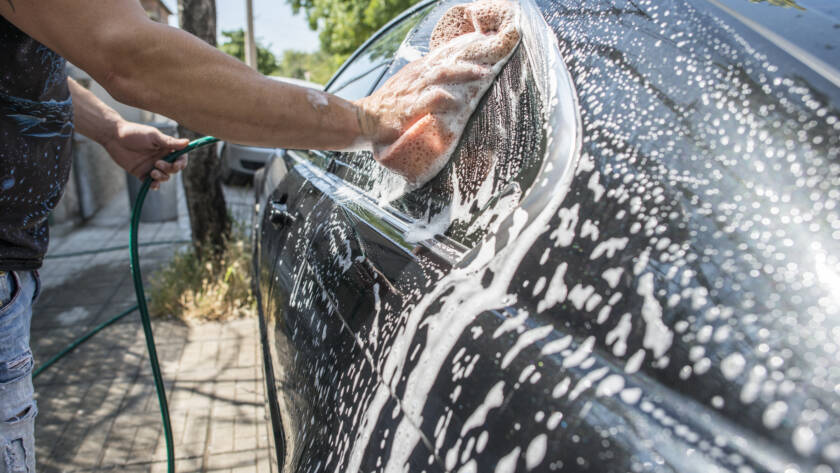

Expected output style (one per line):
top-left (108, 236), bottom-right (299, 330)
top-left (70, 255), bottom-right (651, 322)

top-left (374, 0), bottom-right (521, 187)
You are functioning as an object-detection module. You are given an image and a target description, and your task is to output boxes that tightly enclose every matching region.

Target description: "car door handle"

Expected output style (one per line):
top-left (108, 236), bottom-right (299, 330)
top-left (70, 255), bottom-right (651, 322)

top-left (268, 200), bottom-right (299, 227)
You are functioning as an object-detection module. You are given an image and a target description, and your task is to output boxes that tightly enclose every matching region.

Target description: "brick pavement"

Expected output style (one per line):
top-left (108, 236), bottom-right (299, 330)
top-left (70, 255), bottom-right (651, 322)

top-left (30, 183), bottom-right (272, 472)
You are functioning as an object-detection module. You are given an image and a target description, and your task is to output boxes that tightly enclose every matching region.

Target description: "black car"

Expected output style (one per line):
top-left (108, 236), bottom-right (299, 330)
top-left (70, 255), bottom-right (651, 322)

top-left (252, 0), bottom-right (840, 471)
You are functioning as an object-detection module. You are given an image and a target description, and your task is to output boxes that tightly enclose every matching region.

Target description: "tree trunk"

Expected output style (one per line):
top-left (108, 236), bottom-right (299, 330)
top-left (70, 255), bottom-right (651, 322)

top-left (177, 0), bottom-right (230, 258)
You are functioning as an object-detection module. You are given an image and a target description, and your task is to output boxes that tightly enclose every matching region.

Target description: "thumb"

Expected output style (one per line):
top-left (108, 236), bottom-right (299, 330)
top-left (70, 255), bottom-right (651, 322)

top-left (159, 133), bottom-right (190, 150)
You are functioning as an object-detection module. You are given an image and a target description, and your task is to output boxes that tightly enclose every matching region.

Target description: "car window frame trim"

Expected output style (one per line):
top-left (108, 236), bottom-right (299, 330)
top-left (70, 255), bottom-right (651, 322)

top-left (323, 0), bottom-right (439, 92)
top-left (287, 150), bottom-right (468, 264)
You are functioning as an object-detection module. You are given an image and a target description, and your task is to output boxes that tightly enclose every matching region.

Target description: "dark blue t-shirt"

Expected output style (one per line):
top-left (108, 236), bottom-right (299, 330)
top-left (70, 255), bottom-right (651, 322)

top-left (0, 15), bottom-right (73, 270)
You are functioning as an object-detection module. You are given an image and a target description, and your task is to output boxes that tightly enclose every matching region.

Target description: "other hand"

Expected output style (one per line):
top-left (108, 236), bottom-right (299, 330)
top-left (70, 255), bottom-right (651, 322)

top-left (103, 121), bottom-right (190, 190)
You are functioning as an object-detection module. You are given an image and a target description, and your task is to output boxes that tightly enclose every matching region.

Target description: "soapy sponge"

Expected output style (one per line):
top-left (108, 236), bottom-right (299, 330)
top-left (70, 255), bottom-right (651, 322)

top-left (374, 0), bottom-right (521, 187)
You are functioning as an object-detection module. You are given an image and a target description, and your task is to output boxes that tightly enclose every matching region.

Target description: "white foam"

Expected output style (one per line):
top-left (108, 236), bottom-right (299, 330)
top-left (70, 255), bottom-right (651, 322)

top-left (624, 349), bottom-right (646, 374)
top-left (525, 434), bottom-right (547, 470)
top-left (762, 401), bottom-right (788, 429)
top-left (460, 381), bottom-right (505, 437)
top-left (546, 411), bottom-right (563, 430)
top-left (373, 2), bottom-right (522, 187)
top-left (739, 366), bottom-right (767, 404)
top-left (494, 447), bottom-right (521, 473)
top-left (792, 426), bottom-right (817, 456)
top-left (605, 313), bottom-right (632, 357)
top-left (536, 262), bottom-right (568, 313)
top-left (601, 267), bottom-right (623, 288)
top-left (720, 352), bottom-right (746, 380)
top-left (540, 335), bottom-right (572, 356)
top-left (637, 273), bottom-right (673, 359)
top-left (563, 336), bottom-right (595, 368)
top-left (569, 366), bottom-right (609, 401)
top-left (590, 237), bottom-right (629, 260)
top-left (306, 89), bottom-right (329, 110)
top-left (501, 324), bottom-right (553, 368)
top-left (374, 0), bottom-right (585, 467)
top-left (619, 387), bottom-right (642, 404)
top-left (552, 378), bottom-right (571, 398)
top-left (567, 284), bottom-right (595, 311)
top-left (823, 442), bottom-right (840, 462)
top-left (596, 374), bottom-right (625, 397)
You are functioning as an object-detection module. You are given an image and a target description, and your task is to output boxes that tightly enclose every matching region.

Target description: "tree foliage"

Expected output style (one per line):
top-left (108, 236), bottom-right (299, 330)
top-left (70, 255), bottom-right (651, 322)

top-left (749, 0), bottom-right (804, 9)
top-left (287, 0), bottom-right (422, 56)
top-left (274, 50), bottom-right (344, 85)
top-left (219, 29), bottom-right (280, 75)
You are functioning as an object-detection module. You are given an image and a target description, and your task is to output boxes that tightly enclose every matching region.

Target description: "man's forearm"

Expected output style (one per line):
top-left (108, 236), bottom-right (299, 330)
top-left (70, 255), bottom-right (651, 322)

top-left (68, 78), bottom-right (122, 146)
top-left (0, 0), bottom-right (367, 151)
top-left (103, 22), bottom-right (365, 150)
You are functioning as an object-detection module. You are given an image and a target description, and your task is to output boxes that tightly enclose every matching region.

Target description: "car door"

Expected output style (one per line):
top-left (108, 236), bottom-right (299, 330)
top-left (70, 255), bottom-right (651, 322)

top-left (258, 0), bottom-right (840, 471)
top-left (255, 3), bottom-right (445, 471)
top-left (256, 0), bottom-right (589, 470)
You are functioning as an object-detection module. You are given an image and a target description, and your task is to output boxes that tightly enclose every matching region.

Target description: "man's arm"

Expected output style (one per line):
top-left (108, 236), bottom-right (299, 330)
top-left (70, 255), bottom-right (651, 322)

top-left (1, 0), bottom-right (518, 183)
top-left (69, 78), bottom-right (189, 190)
top-left (0, 0), bottom-right (374, 150)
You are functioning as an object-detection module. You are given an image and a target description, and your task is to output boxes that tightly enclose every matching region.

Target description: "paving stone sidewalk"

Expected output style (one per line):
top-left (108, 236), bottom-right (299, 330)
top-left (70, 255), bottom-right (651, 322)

top-left (30, 184), bottom-right (272, 472)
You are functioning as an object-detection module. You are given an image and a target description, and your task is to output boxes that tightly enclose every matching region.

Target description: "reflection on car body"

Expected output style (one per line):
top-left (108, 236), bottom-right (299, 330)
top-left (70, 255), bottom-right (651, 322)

top-left (253, 0), bottom-right (840, 472)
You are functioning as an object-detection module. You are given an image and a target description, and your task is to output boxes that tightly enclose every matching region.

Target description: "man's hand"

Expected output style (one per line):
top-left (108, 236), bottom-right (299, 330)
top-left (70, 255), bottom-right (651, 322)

top-left (355, 0), bottom-right (520, 186)
top-left (103, 121), bottom-right (190, 190)
top-left (67, 78), bottom-right (189, 190)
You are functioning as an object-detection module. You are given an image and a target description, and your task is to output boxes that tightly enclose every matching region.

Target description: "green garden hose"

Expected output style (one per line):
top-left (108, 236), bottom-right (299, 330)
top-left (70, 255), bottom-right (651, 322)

top-left (44, 240), bottom-right (191, 260)
top-left (32, 136), bottom-right (220, 473)
top-left (32, 304), bottom-right (139, 379)
top-left (129, 136), bottom-right (219, 473)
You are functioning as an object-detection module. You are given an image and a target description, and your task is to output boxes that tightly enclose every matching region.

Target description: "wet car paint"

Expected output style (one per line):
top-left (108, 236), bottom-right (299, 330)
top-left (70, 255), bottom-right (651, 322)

top-left (253, 0), bottom-right (840, 471)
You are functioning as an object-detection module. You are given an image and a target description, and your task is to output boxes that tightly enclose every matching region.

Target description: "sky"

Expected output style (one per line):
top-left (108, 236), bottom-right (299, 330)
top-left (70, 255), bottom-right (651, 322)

top-left (161, 0), bottom-right (321, 55)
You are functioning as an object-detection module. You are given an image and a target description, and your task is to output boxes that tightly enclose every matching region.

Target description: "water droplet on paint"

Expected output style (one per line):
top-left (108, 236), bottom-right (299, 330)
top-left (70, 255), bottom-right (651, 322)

top-left (1, 176), bottom-right (15, 190)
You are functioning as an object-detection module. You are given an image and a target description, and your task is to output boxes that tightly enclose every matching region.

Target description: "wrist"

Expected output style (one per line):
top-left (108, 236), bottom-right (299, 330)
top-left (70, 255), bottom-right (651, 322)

top-left (96, 111), bottom-right (125, 148)
top-left (353, 99), bottom-right (375, 143)
top-left (353, 98), bottom-right (399, 146)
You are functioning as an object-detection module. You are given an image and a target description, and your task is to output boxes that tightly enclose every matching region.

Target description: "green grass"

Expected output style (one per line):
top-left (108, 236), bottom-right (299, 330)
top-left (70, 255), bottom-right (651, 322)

top-left (148, 226), bottom-right (256, 322)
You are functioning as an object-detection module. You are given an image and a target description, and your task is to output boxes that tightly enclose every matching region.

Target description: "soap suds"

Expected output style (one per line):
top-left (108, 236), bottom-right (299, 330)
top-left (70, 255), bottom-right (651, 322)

top-left (373, 0), bottom-right (522, 187)
top-left (306, 89), bottom-right (329, 110)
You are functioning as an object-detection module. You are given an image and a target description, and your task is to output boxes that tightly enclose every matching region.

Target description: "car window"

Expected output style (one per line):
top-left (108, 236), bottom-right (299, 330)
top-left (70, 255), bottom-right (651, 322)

top-left (290, 5), bottom-right (433, 172)
top-left (326, 5), bottom-right (433, 101)
top-left (328, 0), bottom-right (549, 250)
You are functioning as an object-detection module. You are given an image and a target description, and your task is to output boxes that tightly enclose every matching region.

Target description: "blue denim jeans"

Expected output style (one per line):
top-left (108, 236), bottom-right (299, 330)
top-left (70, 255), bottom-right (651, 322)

top-left (0, 271), bottom-right (39, 473)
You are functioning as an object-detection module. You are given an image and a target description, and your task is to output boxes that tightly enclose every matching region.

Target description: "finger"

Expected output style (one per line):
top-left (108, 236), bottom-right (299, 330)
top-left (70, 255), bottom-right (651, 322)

top-left (431, 63), bottom-right (488, 84)
top-left (158, 133), bottom-right (190, 150)
top-left (155, 160), bottom-right (175, 174)
top-left (151, 181), bottom-right (160, 191)
top-left (154, 159), bottom-right (185, 174)
top-left (418, 88), bottom-right (459, 115)
top-left (155, 155), bottom-right (188, 173)
top-left (150, 169), bottom-right (171, 182)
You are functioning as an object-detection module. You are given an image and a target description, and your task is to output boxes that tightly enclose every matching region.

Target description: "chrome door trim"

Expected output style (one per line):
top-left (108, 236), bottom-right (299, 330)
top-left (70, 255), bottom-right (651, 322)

top-left (288, 150), bottom-right (468, 265)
